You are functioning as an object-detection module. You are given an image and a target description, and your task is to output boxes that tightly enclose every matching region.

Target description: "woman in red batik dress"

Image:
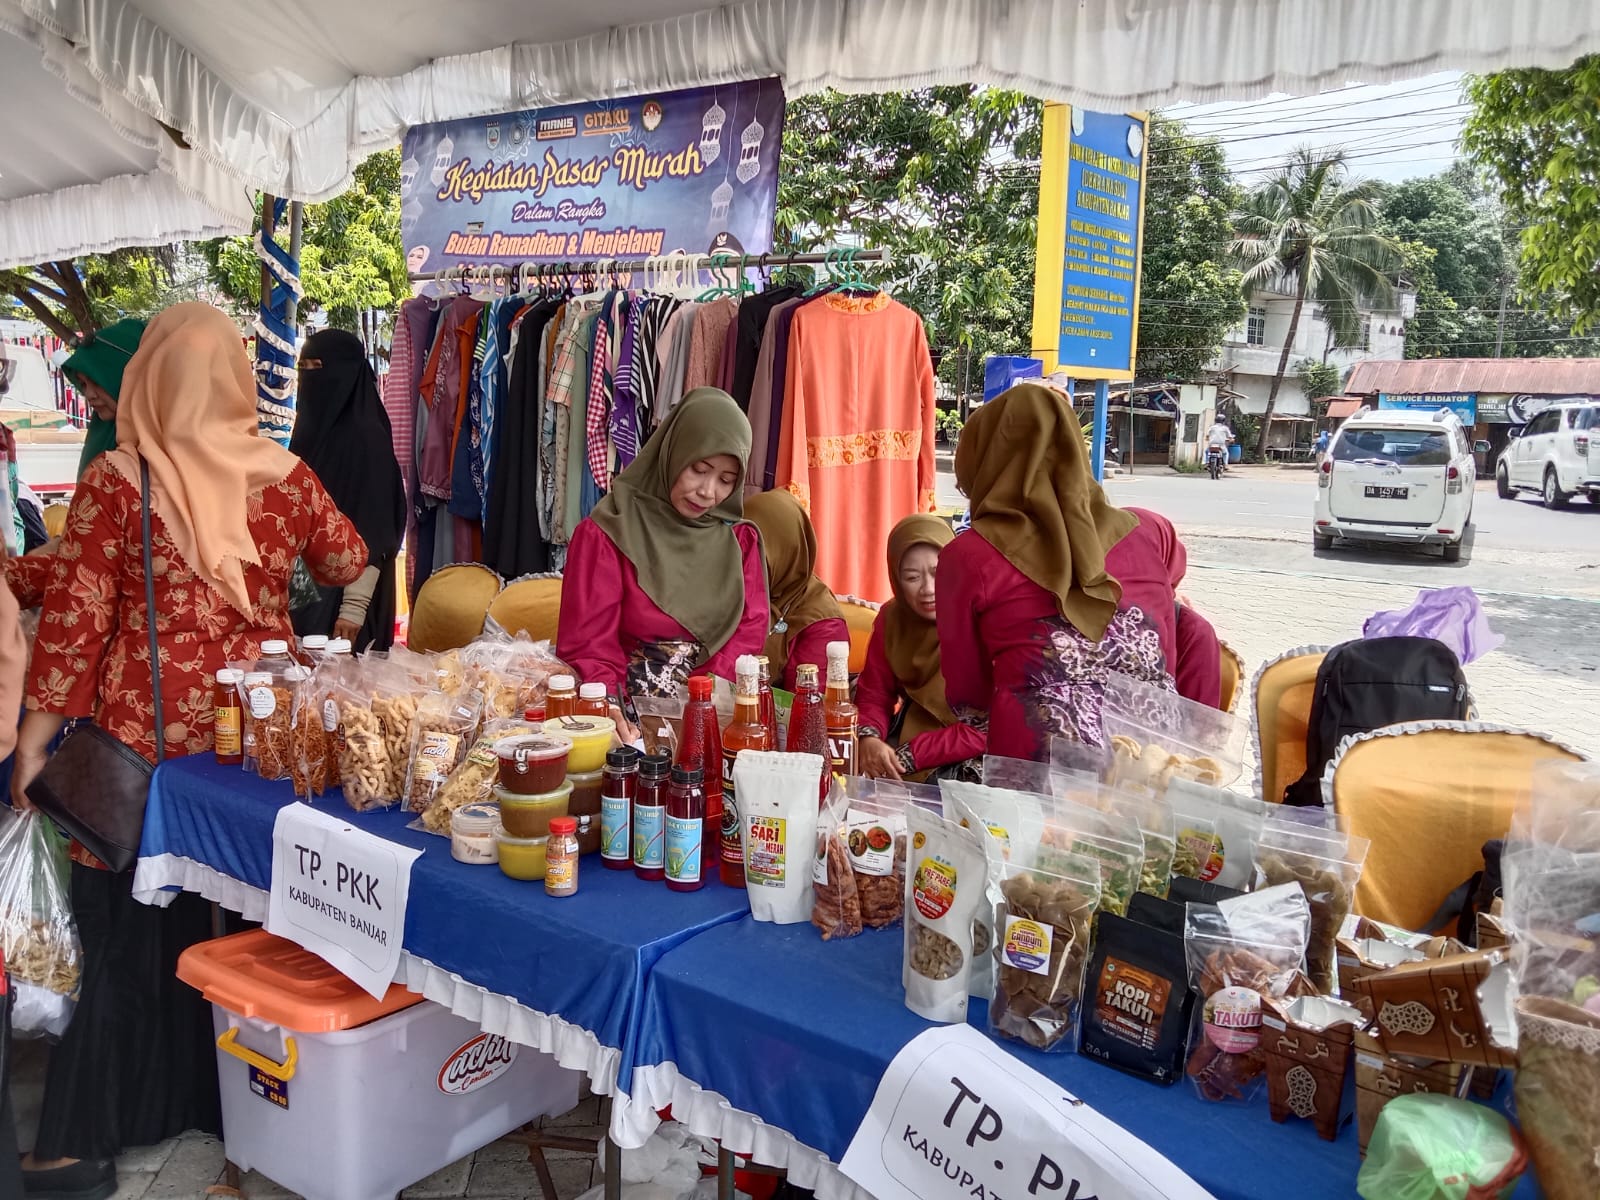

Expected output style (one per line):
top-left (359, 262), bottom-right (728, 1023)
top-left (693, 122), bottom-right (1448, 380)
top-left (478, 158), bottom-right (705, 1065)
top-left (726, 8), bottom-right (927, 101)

top-left (12, 303), bottom-right (367, 1198)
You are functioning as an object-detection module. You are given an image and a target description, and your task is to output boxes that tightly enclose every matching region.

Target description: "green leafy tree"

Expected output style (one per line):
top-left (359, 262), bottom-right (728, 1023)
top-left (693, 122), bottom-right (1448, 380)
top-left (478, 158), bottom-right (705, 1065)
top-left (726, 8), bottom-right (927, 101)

top-left (1135, 117), bottom-right (1246, 380)
top-left (1229, 148), bottom-right (1401, 458)
top-left (1391, 240), bottom-right (1460, 361)
top-left (0, 245), bottom-right (236, 339)
top-left (1295, 357), bottom-right (1342, 401)
top-left (1462, 58), bottom-right (1600, 334)
top-left (775, 87), bottom-right (1041, 396)
top-left (206, 150), bottom-right (409, 331)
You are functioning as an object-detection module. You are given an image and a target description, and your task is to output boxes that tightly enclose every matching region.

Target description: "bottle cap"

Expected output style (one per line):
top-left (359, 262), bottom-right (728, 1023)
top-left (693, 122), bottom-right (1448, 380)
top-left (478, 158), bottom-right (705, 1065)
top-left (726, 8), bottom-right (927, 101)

top-left (578, 682), bottom-right (607, 700)
top-left (216, 669), bottom-right (242, 685)
top-left (825, 641), bottom-right (849, 661)
top-left (325, 638), bottom-right (353, 654)
top-left (686, 675), bottom-right (713, 700)
top-left (300, 635), bottom-right (328, 651)
top-left (671, 764), bottom-right (704, 787)
top-left (640, 752), bottom-right (673, 780)
top-left (284, 666), bottom-right (312, 683)
top-left (549, 674), bottom-right (576, 692)
top-left (548, 816), bottom-right (577, 836)
top-left (260, 639), bottom-right (290, 656)
top-left (524, 705), bottom-right (547, 722)
top-left (795, 663), bottom-right (819, 686)
top-left (605, 746), bottom-right (641, 770)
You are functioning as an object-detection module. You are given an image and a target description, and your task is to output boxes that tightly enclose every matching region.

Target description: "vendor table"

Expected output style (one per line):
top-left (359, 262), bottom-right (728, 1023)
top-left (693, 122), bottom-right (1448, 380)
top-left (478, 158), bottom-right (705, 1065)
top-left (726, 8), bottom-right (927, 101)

top-left (631, 918), bottom-right (1540, 1200)
top-left (132, 756), bottom-right (750, 1147)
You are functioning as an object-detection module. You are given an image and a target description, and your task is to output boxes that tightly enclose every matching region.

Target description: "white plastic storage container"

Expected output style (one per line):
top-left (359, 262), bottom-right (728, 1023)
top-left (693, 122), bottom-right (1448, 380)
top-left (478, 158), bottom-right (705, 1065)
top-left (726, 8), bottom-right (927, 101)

top-left (179, 930), bottom-right (579, 1200)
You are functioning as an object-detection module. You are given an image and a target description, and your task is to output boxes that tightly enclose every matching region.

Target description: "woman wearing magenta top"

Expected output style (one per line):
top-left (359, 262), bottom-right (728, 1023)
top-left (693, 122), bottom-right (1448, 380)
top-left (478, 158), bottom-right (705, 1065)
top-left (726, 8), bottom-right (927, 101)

top-left (557, 388), bottom-right (768, 705)
top-left (856, 514), bottom-right (986, 780)
top-left (937, 383), bottom-right (1187, 762)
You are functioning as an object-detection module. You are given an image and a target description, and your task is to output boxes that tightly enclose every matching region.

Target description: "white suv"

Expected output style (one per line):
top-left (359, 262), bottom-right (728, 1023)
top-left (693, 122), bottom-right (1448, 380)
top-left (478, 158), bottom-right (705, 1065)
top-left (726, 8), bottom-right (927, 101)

top-left (1314, 407), bottom-right (1475, 561)
top-left (1496, 401), bottom-right (1600, 509)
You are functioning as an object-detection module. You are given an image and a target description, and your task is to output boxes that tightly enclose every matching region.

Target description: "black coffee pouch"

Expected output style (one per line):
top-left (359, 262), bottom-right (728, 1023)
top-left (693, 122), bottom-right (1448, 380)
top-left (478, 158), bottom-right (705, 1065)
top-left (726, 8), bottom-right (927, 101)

top-left (1127, 891), bottom-right (1185, 936)
top-left (1167, 875), bottom-right (1245, 906)
top-left (1078, 911), bottom-right (1196, 1085)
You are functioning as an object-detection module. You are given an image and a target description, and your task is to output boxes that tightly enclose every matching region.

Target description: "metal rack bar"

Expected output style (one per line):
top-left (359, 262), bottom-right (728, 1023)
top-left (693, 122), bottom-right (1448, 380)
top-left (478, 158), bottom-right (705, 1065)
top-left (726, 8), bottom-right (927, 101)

top-left (407, 247), bottom-right (887, 285)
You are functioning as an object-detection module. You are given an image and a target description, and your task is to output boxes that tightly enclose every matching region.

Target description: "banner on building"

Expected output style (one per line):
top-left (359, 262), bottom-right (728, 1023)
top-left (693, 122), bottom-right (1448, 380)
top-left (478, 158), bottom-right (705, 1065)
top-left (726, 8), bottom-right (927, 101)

top-left (1379, 391), bottom-right (1477, 423)
top-left (400, 80), bottom-right (785, 274)
top-left (1030, 105), bottom-right (1149, 381)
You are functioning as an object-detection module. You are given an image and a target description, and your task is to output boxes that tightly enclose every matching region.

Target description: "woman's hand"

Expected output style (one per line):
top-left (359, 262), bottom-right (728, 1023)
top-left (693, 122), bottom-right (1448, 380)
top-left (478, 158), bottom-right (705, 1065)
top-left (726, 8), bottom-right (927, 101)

top-left (609, 704), bottom-right (642, 747)
top-left (332, 618), bottom-right (361, 644)
top-left (10, 741), bottom-right (47, 810)
top-left (858, 736), bottom-right (902, 781)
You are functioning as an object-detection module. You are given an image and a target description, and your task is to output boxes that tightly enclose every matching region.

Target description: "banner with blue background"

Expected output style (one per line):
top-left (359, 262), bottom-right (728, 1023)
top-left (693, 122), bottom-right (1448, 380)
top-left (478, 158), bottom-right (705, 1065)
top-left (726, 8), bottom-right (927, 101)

top-left (400, 80), bottom-right (785, 273)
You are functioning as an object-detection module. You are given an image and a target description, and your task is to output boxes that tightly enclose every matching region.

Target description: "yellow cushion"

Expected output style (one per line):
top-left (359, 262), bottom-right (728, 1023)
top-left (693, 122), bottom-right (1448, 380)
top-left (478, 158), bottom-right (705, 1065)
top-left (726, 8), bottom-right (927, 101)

top-left (837, 600), bottom-right (878, 675)
top-left (1219, 641), bottom-right (1245, 714)
top-left (1329, 724), bottom-right (1584, 931)
top-left (1253, 649), bottom-right (1326, 804)
top-left (407, 563), bottom-right (503, 653)
top-left (487, 576), bottom-right (564, 645)
top-left (42, 503), bottom-right (69, 540)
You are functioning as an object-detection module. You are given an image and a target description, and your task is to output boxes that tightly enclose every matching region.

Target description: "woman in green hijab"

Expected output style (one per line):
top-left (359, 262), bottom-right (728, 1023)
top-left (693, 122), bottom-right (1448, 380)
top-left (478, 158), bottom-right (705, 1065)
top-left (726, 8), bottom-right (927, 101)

top-left (3, 320), bottom-right (148, 609)
top-left (63, 318), bottom-right (147, 478)
top-left (556, 388), bottom-right (770, 709)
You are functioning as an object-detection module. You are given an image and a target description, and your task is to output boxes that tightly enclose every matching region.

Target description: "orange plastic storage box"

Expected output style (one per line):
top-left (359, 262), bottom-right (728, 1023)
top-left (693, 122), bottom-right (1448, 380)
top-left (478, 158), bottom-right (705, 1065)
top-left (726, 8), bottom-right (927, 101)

top-left (178, 930), bottom-right (579, 1200)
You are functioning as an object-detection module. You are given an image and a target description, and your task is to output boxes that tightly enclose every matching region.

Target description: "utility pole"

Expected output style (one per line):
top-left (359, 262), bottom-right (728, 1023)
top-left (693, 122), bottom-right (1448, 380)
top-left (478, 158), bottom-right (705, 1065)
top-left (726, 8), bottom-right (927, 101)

top-left (1494, 273), bottom-right (1508, 359)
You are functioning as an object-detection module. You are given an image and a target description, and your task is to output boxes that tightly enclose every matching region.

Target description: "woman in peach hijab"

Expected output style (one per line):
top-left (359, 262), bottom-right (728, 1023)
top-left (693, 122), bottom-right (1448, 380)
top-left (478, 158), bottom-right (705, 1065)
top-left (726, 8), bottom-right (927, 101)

top-left (13, 303), bottom-right (368, 1195)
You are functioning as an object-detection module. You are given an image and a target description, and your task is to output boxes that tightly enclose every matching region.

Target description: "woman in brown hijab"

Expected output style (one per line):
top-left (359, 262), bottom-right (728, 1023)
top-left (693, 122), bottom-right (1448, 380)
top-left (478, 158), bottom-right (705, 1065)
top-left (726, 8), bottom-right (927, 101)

top-left (936, 382), bottom-right (1188, 762)
top-left (743, 490), bottom-right (848, 691)
top-left (857, 514), bottom-right (986, 780)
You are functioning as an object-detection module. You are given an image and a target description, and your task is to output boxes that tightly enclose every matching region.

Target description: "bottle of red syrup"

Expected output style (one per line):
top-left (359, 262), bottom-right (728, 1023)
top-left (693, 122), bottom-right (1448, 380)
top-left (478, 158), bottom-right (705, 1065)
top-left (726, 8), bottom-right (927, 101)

top-left (664, 765), bottom-right (706, 892)
top-left (676, 675), bottom-right (724, 882)
top-left (786, 663), bottom-right (828, 803)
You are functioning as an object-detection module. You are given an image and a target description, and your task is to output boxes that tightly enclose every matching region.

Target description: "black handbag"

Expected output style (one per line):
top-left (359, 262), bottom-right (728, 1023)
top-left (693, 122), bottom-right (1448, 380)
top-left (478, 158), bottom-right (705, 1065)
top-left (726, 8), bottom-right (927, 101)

top-left (26, 458), bottom-right (165, 873)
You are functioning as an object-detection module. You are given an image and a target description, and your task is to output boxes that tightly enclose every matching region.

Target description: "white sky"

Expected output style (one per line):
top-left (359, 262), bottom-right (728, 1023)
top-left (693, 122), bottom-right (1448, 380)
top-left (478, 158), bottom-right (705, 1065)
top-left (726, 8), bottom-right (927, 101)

top-left (1161, 72), bottom-right (1469, 184)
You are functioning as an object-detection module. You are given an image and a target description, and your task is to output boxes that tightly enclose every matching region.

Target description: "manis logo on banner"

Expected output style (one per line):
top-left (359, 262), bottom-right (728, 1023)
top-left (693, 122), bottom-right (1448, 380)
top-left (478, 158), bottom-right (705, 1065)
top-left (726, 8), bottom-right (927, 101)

top-left (437, 1033), bottom-right (519, 1096)
top-left (401, 80), bottom-right (786, 273)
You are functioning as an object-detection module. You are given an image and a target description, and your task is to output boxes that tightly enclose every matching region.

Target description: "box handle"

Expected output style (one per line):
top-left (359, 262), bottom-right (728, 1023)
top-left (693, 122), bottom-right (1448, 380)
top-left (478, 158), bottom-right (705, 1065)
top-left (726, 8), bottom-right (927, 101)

top-left (217, 1027), bottom-right (298, 1082)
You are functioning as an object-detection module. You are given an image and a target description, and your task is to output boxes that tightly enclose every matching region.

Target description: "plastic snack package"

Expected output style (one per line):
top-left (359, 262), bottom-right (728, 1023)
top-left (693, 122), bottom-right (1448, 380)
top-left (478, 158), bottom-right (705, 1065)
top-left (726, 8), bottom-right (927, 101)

top-left (332, 658), bottom-right (410, 811)
top-left (419, 717), bottom-right (537, 834)
top-left (1183, 884), bottom-right (1315, 1103)
top-left (812, 782), bottom-right (863, 941)
top-left (1166, 778), bottom-right (1266, 890)
top-left (634, 694), bottom-right (685, 759)
top-left (982, 755), bottom-right (1054, 794)
top-left (1101, 671), bottom-right (1246, 788)
top-left (1075, 783), bottom-right (1178, 901)
top-left (403, 688), bottom-right (486, 813)
top-left (1080, 906), bottom-right (1196, 1084)
top-left (292, 657), bottom-right (346, 799)
top-left (840, 786), bottom-right (912, 929)
top-left (903, 804), bottom-right (988, 1024)
top-left (737, 752), bottom-right (825, 924)
top-left (1252, 818), bottom-right (1370, 995)
top-left (0, 812), bottom-right (80, 1037)
top-left (989, 859), bottom-right (1100, 1052)
top-left (1357, 1094), bottom-right (1527, 1200)
top-left (1032, 795), bottom-right (1146, 919)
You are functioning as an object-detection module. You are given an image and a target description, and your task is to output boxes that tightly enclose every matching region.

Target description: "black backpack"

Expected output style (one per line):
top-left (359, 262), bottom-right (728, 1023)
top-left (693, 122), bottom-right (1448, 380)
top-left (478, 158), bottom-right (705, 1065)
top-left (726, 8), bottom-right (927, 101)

top-left (1283, 636), bottom-right (1469, 807)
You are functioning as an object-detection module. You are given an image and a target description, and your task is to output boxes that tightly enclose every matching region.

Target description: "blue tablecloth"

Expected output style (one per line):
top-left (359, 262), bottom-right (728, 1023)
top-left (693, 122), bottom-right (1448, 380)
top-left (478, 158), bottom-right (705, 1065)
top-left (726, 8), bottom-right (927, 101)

top-left (137, 756), bottom-right (750, 1104)
top-left (637, 918), bottom-right (1538, 1200)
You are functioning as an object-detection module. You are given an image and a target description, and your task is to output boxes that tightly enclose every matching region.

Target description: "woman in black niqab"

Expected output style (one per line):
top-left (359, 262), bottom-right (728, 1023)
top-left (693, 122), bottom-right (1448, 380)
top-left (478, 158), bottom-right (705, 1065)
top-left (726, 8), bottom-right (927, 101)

top-left (290, 329), bottom-right (406, 651)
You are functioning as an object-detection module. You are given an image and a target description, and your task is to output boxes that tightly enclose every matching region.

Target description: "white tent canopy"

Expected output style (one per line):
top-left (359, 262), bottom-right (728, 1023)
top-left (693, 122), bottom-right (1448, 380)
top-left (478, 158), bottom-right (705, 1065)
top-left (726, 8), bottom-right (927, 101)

top-left (4, 0), bottom-right (1600, 269)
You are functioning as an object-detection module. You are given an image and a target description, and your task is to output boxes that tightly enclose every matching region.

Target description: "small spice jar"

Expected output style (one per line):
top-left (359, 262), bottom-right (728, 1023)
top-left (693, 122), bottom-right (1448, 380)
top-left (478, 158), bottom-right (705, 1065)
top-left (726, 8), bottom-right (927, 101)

top-left (214, 669), bottom-right (243, 765)
top-left (545, 816), bottom-right (579, 897)
top-left (450, 803), bottom-right (500, 865)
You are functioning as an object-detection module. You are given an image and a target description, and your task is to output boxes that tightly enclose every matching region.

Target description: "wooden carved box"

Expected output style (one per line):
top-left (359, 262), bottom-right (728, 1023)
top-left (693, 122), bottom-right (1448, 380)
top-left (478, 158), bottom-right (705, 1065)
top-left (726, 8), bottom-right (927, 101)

top-left (1261, 996), bottom-right (1364, 1142)
top-left (1351, 947), bottom-right (1517, 1069)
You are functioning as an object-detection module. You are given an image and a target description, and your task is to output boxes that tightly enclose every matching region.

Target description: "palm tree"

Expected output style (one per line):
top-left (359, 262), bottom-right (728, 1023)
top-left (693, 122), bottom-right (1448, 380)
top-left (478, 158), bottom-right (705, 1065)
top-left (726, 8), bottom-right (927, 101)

top-left (1230, 148), bottom-right (1401, 459)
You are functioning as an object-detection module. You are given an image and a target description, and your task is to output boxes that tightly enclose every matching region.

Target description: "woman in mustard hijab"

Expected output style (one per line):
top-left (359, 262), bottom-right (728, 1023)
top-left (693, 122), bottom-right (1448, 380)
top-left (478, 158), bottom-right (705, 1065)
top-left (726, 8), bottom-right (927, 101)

top-left (856, 514), bottom-right (985, 780)
top-left (936, 382), bottom-right (1188, 762)
top-left (743, 490), bottom-right (847, 692)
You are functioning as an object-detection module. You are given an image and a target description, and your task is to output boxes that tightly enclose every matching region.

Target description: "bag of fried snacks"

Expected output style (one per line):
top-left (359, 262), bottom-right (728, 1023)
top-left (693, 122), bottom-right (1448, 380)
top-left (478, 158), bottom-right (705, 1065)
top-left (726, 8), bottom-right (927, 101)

top-left (812, 781), bottom-right (863, 941)
top-left (0, 811), bottom-right (80, 1037)
top-left (419, 717), bottom-right (538, 834)
top-left (1252, 818), bottom-right (1370, 995)
top-left (332, 658), bottom-right (410, 811)
top-left (903, 803), bottom-right (988, 1023)
top-left (403, 688), bottom-right (486, 813)
top-left (989, 859), bottom-right (1101, 1052)
top-left (1101, 671), bottom-right (1245, 789)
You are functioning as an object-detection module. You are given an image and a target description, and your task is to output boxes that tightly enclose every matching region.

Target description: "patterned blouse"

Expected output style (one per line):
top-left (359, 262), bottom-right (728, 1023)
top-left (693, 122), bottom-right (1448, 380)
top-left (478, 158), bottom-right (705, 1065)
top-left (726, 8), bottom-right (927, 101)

top-left (25, 457), bottom-right (367, 764)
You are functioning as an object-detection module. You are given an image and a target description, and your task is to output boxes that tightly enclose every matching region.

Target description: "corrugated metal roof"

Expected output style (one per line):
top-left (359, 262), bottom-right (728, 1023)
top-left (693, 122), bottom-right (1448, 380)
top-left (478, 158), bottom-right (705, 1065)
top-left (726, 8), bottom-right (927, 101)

top-left (1344, 358), bottom-right (1600, 397)
top-left (1325, 398), bottom-right (1365, 418)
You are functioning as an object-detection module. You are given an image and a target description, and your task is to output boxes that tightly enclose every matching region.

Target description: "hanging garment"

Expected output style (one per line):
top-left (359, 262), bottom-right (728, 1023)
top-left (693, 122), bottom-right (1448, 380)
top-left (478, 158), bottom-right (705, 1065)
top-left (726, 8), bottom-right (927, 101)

top-left (653, 302), bottom-right (699, 423)
top-left (684, 296), bottom-right (738, 392)
top-left (775, 293), bottom-right (938, 600)
top-left (745, 294), bottom-right (807, 495)
top-left (730, 284), bottom-right (801, 409)
top-left (483, 299), bottom-right (559, 578)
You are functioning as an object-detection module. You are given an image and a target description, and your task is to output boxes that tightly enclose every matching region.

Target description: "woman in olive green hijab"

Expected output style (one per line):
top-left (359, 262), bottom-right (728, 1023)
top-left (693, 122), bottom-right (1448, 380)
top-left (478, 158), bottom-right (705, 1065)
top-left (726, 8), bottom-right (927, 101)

top-left (62, 319), bottom-right (147, 478)
top-left (556, 388), bottom-right (771, 707)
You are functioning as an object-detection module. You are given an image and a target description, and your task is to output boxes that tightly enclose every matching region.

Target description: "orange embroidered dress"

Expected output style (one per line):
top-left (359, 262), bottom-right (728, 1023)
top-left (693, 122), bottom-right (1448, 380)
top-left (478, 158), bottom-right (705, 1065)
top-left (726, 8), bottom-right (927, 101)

top-left (775, 293), bottom-right (938, 600)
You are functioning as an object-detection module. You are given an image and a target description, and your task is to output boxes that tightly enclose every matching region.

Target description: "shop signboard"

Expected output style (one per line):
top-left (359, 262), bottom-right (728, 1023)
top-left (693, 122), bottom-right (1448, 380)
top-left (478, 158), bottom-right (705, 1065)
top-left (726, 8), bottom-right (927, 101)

top-left (400, 80), bottom-right (785, 273)
top-left (1477, 394), bottom-right (1512, 423)
top-left (1378, 391), bottom-right (1477, 423)
top-left (1030, 106), bottom-right (1149, 381)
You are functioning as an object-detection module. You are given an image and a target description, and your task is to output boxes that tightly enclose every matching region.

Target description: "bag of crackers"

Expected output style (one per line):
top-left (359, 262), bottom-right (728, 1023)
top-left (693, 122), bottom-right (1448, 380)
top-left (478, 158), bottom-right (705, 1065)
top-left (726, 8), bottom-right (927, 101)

top-left (812, 779), bottom-right (865, 941)
top-left (0, 811), bottom-right (81, 1037)
top-left (330, 658), bottom-right (415, 811)
top-left (403, 687), bottom-right (486, 813)
top-left (291, 656), bottom-right (348, 799)
top-left (418, 716), bottom-right (539, 834)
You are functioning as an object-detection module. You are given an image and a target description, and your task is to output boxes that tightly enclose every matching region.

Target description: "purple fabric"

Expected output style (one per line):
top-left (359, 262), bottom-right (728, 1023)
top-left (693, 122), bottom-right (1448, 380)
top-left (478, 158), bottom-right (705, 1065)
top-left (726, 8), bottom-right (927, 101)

top-left (1362, 586), bottom-right (1504, 665)
top-left (611, 295), bottom-right (642, 469)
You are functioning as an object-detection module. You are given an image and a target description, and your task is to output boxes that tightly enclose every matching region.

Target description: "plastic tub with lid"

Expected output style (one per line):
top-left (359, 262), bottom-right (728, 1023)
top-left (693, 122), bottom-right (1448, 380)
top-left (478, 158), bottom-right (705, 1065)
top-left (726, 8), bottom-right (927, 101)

top-left (177, 929), bottom-right (577, 1200)
top-left (541, 715), bottom-right (616, 774)
top-left (494, 779), bottom-right (571, 838)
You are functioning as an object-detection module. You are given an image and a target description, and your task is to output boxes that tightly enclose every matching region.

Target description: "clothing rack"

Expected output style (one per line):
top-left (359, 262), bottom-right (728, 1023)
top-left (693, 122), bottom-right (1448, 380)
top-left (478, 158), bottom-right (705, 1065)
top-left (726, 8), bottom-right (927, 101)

top-left (407, 248), bottom-right (889, 287)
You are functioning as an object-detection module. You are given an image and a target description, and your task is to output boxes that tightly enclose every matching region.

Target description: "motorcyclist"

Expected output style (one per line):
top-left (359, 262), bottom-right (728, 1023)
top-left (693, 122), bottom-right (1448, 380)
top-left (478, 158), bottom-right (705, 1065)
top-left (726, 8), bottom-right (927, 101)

top-left (1205, 418), bottom-right (1233, 473)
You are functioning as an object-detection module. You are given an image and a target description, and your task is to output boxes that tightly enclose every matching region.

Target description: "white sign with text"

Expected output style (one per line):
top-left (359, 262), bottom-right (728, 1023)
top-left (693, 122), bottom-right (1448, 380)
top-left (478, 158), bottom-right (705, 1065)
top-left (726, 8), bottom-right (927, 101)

top-left (841, 1024), bottom-right (1215, 1200)
top-left (266, 805), bottom-right (422, 1000)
